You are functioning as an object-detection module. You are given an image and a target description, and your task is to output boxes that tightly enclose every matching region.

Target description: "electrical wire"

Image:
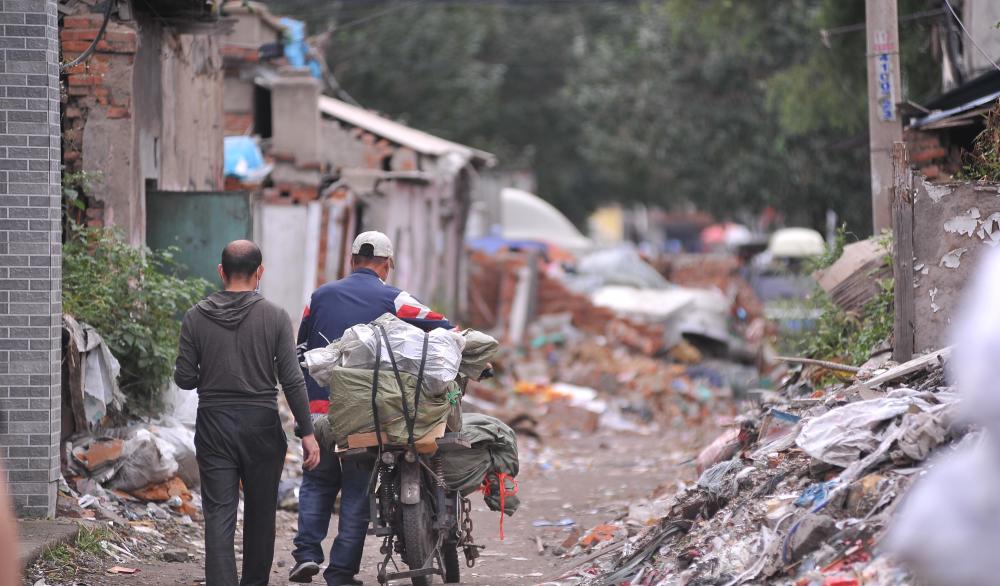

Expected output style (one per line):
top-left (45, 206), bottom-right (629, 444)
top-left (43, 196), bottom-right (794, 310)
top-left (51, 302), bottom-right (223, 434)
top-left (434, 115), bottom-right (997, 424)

top-left (943, 0), bottom-right (1000, 73)
top-left (60, 0), bottom-right (114, 70)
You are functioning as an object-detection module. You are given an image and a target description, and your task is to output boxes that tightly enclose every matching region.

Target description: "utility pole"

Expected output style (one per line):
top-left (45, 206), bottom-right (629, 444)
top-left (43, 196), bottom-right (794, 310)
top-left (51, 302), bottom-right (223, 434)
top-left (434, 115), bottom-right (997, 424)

top-left (865, 0), bottom-right (903, 234)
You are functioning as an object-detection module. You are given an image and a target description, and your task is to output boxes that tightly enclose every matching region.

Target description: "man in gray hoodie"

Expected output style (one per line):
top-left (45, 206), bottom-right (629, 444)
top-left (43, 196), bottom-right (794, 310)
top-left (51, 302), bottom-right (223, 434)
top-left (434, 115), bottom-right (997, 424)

top-left (175, 240), bottom-right (320, 586)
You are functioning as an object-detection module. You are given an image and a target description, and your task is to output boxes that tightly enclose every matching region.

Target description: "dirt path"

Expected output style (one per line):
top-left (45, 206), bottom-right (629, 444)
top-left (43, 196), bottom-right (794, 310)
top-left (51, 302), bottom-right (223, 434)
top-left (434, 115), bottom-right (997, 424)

top-left (34, 426), bottom-right (712, 586)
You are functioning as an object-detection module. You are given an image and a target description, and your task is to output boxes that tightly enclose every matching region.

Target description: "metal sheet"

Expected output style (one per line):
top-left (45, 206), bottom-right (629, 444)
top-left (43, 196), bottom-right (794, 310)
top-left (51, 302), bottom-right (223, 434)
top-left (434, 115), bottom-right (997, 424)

top-left (146, 190), bottom-right (253, 285)
top-left (318, 96), bottom-right (495, 166)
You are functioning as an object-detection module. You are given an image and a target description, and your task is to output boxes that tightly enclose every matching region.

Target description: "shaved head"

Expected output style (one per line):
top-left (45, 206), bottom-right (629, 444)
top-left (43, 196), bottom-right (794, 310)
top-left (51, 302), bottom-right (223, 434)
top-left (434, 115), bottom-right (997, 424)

top-left (221, 239), bottom-right (262, 279)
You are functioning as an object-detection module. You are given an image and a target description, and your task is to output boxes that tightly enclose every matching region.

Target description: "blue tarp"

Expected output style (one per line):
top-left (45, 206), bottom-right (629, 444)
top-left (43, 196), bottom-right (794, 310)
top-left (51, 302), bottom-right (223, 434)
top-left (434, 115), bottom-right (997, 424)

top-left (224, 136), bottom-right (270, 182)
top-left (279, 18), bottom-right (322, 78)
top-left (467, 235), bottom-right (549, 255)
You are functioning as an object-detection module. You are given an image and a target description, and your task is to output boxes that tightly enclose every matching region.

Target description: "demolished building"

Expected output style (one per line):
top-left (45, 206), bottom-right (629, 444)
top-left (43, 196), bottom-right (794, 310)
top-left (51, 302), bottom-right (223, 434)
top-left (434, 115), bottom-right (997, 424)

top-left (219, 1), bottom-right (496, 323)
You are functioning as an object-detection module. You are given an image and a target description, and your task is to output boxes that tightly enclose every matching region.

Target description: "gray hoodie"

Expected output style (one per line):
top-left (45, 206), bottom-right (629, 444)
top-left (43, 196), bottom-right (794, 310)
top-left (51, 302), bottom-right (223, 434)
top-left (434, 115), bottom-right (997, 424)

top-left (174, 291), bottom-right (313, 436)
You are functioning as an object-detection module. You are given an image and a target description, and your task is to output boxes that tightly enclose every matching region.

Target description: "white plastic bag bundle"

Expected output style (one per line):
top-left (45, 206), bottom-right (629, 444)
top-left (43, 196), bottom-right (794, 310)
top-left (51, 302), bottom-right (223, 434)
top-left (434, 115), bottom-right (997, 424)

top-left (338, 314), bottom-right (465, 394)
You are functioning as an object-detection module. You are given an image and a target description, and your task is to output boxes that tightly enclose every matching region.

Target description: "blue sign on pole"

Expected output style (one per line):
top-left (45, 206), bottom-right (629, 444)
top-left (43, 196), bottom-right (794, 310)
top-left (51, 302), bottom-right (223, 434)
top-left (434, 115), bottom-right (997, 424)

top-left (876, 53), bottom-right (895, 122)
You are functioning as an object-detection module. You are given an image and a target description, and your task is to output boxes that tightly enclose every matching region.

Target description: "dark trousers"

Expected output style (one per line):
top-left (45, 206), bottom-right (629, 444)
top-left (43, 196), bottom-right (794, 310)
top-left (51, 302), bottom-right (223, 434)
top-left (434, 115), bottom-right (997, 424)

top-left (292, 448), bottom-right (372, 585)
top-left (196, 406), bottom-right (287, 586)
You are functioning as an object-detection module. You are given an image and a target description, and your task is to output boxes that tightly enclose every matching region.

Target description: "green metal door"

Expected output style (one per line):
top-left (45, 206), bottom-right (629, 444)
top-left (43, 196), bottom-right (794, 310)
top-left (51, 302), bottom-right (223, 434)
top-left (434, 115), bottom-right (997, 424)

top-left (146, 190), bottom-right (253, 285)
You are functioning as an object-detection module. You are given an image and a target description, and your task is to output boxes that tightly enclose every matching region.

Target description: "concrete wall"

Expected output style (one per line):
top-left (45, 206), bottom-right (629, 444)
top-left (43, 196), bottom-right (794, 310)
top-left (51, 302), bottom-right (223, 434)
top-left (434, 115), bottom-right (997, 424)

top-left (64, 8), bottom-right (223, 243)
top-left (258, 203), bottom-right (320, 328)
top-left (0, 0), bottom-right (63, 518)
top-left (964, 0), bottom-right (1000, 79)
top-left (62, 11), bottom-right (142, 243)
top-left (270, 71), bottom-right (319, 165)
top-left (909, 179), bottom-right (1000, 352)
top-left (159, 32), bottom-right (223, 191)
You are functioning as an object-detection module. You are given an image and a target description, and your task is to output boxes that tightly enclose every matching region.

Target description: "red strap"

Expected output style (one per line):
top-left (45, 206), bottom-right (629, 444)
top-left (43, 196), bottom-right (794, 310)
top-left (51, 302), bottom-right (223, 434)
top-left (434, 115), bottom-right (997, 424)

top-left (309, 399), bottom-right (330, 415)
top-left (481, 472), bottom-right (519, 540)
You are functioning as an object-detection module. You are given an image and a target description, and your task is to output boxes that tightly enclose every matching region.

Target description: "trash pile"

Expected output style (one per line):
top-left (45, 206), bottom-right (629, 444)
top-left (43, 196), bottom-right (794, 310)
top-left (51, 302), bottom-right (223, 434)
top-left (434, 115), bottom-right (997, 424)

top-left (463, 243), bottom-right (772, 444)
top-left (553, 349), bottom-right (959, 585)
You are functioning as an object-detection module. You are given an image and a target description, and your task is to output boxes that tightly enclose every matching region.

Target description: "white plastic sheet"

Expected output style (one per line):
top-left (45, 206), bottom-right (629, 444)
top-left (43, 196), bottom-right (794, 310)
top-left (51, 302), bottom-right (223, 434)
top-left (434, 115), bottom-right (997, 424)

top-left (795, 390), bottom-right (954, 467)
top-left (64, 315), bottom-right (125, 428)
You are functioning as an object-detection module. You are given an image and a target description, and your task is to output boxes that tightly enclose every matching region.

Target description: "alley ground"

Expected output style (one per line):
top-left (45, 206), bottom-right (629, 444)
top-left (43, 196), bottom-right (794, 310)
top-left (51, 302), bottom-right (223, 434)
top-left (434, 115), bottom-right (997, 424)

top-left (25, 425), bottom-right (711, 586)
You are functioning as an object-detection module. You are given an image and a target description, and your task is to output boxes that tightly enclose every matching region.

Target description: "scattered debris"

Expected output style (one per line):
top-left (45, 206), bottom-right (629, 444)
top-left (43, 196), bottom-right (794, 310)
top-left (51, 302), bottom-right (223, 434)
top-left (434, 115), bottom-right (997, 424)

top-left (553, 348), bottom-right (957, 584)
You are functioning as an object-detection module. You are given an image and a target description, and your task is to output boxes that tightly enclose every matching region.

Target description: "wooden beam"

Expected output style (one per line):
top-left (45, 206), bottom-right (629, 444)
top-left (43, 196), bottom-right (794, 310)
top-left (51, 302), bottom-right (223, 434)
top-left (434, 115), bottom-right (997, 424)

top-left (891, 141), bottom-right (915, 362)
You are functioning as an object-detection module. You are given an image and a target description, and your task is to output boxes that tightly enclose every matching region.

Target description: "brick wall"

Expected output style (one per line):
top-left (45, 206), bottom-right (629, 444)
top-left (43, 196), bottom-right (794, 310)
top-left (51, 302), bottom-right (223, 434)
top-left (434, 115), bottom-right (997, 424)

top-left (59, 13), bottom-right (137, 176)
top-left (904, 129), bottom-right (962, 180)
top-left (0, 0), bottom-right (63, 518)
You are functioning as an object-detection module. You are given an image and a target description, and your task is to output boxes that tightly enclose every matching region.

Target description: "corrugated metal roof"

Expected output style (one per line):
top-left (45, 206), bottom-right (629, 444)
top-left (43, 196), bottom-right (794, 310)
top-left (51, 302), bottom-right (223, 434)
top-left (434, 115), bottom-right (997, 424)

top-left (318, 96), bottom-right (496, 166)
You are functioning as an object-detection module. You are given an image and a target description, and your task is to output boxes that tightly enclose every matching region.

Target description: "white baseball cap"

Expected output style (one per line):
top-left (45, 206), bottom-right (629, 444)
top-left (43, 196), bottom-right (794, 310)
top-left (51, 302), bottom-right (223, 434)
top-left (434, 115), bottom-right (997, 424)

top-left (352, 231), bottom-right (394, 258)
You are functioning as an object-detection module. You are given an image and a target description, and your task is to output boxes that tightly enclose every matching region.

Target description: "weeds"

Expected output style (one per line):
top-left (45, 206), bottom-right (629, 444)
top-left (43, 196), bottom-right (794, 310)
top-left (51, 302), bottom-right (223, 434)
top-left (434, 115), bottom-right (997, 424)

top-left (959, 102), bottom-right (1000, 181)
top-left (788, 228), bottom-right (894, 366)
top-left (37, 524), bottom-right (121, 581)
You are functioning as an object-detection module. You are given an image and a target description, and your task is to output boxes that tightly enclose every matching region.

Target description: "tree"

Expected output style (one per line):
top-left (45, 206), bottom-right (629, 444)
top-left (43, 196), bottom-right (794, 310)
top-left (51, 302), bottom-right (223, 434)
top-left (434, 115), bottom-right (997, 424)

top-left (268, 0), bottom-right (943, 235)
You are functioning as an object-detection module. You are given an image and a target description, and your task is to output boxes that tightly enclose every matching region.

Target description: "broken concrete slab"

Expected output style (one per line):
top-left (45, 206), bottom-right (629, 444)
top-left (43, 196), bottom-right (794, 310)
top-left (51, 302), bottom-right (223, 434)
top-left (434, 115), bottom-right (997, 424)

top-left (861, 347), bottom-right (951, 389)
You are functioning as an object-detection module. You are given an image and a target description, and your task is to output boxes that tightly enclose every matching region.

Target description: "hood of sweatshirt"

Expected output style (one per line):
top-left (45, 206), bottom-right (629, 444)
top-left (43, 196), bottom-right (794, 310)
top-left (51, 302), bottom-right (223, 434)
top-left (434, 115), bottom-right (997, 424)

top-left (196, 291), bottom-right (264, 329)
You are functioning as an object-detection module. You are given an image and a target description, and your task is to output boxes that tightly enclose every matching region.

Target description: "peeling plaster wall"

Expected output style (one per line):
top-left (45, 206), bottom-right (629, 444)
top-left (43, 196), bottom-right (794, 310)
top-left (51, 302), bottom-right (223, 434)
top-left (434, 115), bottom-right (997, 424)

top-left (911, 180), bottom-right (1000, 351)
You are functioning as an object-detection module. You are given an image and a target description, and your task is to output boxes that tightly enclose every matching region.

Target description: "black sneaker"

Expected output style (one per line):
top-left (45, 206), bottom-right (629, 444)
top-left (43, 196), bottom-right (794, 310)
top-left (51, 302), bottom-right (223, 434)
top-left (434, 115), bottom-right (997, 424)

top-left (288, 560), bottom-right (321, 583)
top-left (330, 579), bottom-right (363, 586)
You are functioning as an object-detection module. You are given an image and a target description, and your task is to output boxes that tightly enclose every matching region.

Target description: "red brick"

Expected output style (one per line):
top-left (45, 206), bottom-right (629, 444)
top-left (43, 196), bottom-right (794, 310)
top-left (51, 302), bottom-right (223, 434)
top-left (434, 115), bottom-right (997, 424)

top-left (64, 106), bottom-right (82, 118)
top-left (224, 112), bottom-right (253, 134)
top-left (60, 29), bottom-right (101, 42)
top-left (920, 164), bottom-right (941, 179)
top-left (911, 147), bottom-right (947, 163)
top-left (96, 39), bottom-right (137, 53)
top-left (63, 15), bottom-right (103, 28)
top-left (67, 86), bottom-right (91, 96)
top-left (67, 73), bottom-right (101, 86)
top-left (93, 86), bottom-right (109, 97)
top-left (61, 40), bottom-right (93, 52)
top-left (106, 106), bottom-right (129, 119)
top-left (103, 30), bottom-right (136, 43)
top-left (63, 150), bottom-right (80, 162)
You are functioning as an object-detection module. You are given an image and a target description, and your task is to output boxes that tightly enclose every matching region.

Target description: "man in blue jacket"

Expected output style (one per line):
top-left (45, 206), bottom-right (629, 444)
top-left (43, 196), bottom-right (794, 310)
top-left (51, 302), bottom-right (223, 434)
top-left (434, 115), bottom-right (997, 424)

top-left (289, 231), bottom-right (452, 585)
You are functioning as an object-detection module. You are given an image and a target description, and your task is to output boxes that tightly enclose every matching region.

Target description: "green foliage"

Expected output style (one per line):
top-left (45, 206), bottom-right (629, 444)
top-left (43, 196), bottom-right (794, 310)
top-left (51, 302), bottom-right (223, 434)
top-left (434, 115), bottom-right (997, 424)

top-left (61, 170), bottom-right (99, 209)
top-left (805, 224), bottom-right (850, 273)
top-left (958, 103), bottom-right (1000, 181)
top-left (62, 223), bottom-right (210, 412)
top-left (38, 525), bottom-right (122, 582)
top-left (797, 231), bottom-right (894, 365)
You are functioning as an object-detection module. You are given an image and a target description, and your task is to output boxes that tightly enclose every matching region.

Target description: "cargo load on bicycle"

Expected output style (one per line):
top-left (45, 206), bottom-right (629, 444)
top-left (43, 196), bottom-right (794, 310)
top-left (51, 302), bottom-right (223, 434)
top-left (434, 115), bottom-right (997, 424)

top-left (304, 313), bottom-right (520, 585)
top-left (304, 312), bottom-right (499, 447)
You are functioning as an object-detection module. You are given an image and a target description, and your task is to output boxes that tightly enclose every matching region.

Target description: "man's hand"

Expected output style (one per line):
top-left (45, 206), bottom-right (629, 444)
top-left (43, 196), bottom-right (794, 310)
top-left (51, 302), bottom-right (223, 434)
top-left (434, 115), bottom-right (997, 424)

top-left (301, 434), bottom-right (321, 471)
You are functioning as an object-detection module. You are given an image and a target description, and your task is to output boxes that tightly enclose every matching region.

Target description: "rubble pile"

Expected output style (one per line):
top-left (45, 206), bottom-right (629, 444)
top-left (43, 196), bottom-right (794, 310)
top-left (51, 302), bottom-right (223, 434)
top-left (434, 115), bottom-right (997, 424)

top-left (656, 253), bottom-right (764, 321)
top-left (467, 251), bottom-right (667, 356)
top-left (555, 350), bottom-right (958, 585)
